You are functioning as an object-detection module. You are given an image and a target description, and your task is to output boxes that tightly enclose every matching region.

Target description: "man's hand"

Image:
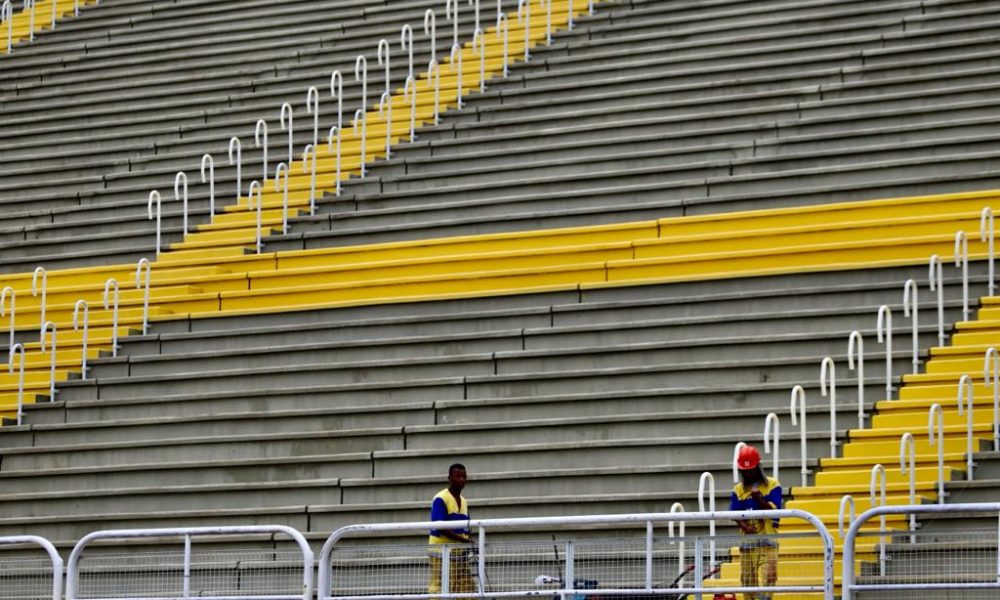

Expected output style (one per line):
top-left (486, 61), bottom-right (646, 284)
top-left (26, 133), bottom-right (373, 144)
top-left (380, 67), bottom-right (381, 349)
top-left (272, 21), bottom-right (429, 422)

top-left (736, 520), bottom-right (757, 534)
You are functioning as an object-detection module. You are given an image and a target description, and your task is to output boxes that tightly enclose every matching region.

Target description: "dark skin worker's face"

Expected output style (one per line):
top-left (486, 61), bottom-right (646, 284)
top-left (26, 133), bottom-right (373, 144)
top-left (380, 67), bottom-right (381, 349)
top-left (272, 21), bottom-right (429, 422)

top-left (448, 468), bottom-right (467, 494)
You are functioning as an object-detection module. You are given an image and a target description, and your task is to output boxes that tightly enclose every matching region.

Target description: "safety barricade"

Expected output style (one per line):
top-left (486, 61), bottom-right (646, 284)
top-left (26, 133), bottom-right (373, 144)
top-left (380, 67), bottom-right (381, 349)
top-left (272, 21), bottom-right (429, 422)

top-left (842, 502), bottom-right (1000, 600)
top-left (65, 526), bottom-right (313, 600)
top-left (317, 510), bottom-right (835, 600)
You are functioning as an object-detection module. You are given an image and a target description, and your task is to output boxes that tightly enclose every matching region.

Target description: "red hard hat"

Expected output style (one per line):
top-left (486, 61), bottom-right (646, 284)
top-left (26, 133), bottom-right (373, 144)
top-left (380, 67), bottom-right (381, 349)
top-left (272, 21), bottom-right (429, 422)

top-left (736, 445), bottom-right (761, 470)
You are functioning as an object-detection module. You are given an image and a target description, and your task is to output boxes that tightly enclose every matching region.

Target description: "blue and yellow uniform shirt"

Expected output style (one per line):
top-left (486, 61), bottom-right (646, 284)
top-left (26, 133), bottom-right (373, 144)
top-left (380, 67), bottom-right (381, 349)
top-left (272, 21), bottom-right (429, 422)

top-left (429, 488), bottom-right (470, 546)
top-left (729, 476), bottom-right (782, 536)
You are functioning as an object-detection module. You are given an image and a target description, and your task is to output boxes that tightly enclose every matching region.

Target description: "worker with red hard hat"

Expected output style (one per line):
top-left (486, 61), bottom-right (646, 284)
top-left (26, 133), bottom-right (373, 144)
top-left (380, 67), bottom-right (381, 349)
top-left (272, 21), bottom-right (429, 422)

top-left (730, 444), bottom-right (782, 600)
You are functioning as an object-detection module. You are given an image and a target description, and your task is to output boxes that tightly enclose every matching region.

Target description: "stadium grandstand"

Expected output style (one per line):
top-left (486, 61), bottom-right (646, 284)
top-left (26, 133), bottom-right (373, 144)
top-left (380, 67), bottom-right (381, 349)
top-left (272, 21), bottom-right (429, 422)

top-left (1, 0), bottom-right (999, 598)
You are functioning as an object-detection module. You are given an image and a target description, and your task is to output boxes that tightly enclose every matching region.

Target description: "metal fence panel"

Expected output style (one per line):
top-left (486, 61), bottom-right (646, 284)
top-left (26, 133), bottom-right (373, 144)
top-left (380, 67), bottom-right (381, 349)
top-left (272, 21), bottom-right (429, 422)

top-left (318, 510), bottom-right (835, 600)
top-left (0, 536), bottom-right (63, 600)
top-left (65, 526), bottom-right (314, 600)
top-left (842, 502), bottom-right (1000, 600)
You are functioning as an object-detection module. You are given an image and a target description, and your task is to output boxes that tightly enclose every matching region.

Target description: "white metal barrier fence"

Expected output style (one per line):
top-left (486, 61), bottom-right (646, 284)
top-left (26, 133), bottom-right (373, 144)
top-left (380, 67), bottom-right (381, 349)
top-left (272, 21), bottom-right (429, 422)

top-left (0, 535), bottom-right (63, 600)
top-left (317, 510), bottom-right (835, 600)
top-left (842, 502), bottom-right (1000, 599)
top-left (65, 526), bottom-right (314, 600)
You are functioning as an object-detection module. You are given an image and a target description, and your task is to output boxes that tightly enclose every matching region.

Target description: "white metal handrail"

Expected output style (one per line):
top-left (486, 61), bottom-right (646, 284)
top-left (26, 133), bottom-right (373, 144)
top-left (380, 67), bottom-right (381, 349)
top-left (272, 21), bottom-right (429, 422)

top-left (518, 0), bottom-right (531, 60)
top-left (200, 153), bottom-right (215, 217)
top-left (39, 320), bottom-right (56, 400)
top-left (424, 9), bottom-right (437, 62)
top-left (401, 24), bottom-right (414, 79)
top-left (428, 59), bottom-right (441, 124)
top-left (103, 278), bottom-right (119, 357)
top-left (450, 43), bottom-right (463, 109)
top-left (731, 440), bottom-right (747, 484)
top-left (446, 0), bottom-right (459, 48)
top-left (404, 76), bottom-right (418, 142)
top-left (31, 266), bottom-right (46, 335)
top-left (327, 126), bottom-right (342, 198)
top-left (280, 103), bottom-right (294, 168)
top-left (355, 55), bottom-right (368, 177)
top-left (697, 471), bottom-right (716, 570)
top-left (3, 0), bottom-right (13, 53)
top-left (317, 510), bottom-right (835, 600)
top-left (929, 254), bottom-right (945, 347)
top-left (248, 180), bottom-right (263, 254)
top-left (841, 502), bottom-right (1000, 599)
top-left (667, 502), bottom-right (685, 582)
top-left (869, 464), bottom-right (887, 577)
top-left (0, 535), bottom-right (63, 600)
top-left (903, 278), bottom-right (919, 374)
top-left (568, 0), bottom-right (574, 29)
top-left (25, 0), bottom-right (33, 42)
top-left (307, 86), bottom-right (320, 153)
top-left (838, 494), bottom-right (855, 538)
top-left (982, 207), bottom-right (995, 296)
top-left (275, 162), bottom-right (289, 234)
top-left (1, 285), bottom-right (15, 351)
top-left (497, 12), bottom-right (509, 76)
top-left (542, 0), bottom-right (552, 43)
top-left (147, 190), bottom-right (162, 255)
top-left (789, 385), bottom-right (809, 487)
top-left (957, 373), bottom-right (976, 480)
top-left (7, 342), bottom-right (24, 425)
top-left (876, 304), bottom-right (893, 400)
top-left (65, 526), bottom-right (314, 600)
top-left (899, 432), bottom-right (917, 540)
top-left (135, 258), bottom-right (151, 335)
top-left (847, 330), bottom-right (865, 429)
top-left (984, 346), bottom-right (1000, 451)
top-left (473, 27), bottom-right (486, 92)
top-left (228, 136), bottom-right (242, 205)
top-left (928, 402), bottom-right (946, 504)
top-left (378, 39), bottom-right (391, 97)
top-left (254, 119), bottom-right (269, 182)
top-left (470, 0), bottom-right (479, 31)
top-left (379, 91), bottom-right (393, 160)
top-left (820, 356), bottom-right (837, 458)
top-left (174, 171), bottom-right (189, 235)
top-left (72, 299), bottom-right (88, 376)
top-left (763, 412), bottom-right (779, 481)
top-left (302, 144), bottom-right (317, 215)
top-left (354, 108), bottom-right (367, 178)
top-left (790, 385), bottom-right (809, 487)
top-left (955, 230), bottom-right (970, 321)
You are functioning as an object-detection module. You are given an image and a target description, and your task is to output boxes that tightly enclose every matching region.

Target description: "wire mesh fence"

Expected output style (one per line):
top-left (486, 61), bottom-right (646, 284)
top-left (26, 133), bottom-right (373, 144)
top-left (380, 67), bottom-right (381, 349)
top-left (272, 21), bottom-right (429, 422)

top-left (849, 527), bottom-right (1000, 600)
top-left (326, 530), bottom-right (831, 599)
top-left (0, 536), bottom-right (62, 600)
top-left (73, 547), bottom-right (307, 599)
top-left (65, 526), bottom-right (314, 600)
top-left (0, 552), bottom-right (57, 600)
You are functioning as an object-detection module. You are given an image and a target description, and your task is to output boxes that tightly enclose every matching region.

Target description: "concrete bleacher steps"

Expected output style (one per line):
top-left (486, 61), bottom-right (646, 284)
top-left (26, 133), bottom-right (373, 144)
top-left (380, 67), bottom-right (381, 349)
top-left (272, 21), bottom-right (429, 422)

top-left (0, 188), bottom-right (991, 420)
top-left (0, 257), bottom-right (984, 546)
top-left (1, 0), bottom-right (999, 270)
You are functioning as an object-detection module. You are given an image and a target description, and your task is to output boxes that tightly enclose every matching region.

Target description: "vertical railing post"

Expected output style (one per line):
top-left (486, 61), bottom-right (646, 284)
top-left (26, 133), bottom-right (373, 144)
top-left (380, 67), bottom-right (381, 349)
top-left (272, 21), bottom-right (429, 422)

top-left (820, 356), bottom-right (838, 458)
top-left (644, 520), bottom-right (653, 591)
top-left (957, 374), bottom-right (976, 480)
top-left (478, 527), bottom-right (487, 595)
top-left (563, 540), bottom-right (574, 600)
top-left (441, 545), bottom-right (451, 597)
top-left (182, 534), bottom-right (192, 600)
top-left (955, 231), bottom-right (970, 321)
top-left (692, 536), bottom-right (704, 600)
top-left (876, 305), bottom-right (893, 400)
top-left (848, 331), bottom-right (865, 429)
top-left (929, 254), bottom-right (945, 348)
top-left (790, 386), bottom-right (809, 487)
